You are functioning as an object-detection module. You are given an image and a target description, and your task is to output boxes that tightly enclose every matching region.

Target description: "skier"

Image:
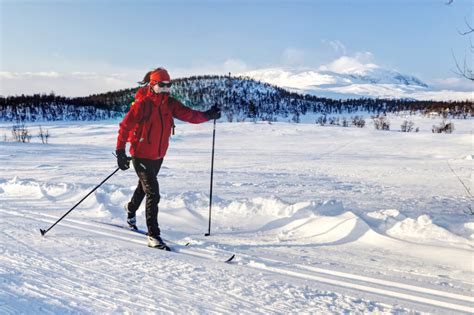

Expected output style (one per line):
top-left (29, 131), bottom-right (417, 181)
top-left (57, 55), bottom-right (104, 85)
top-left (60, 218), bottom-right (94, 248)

top-left (115, 67), bottom-right (221, 250)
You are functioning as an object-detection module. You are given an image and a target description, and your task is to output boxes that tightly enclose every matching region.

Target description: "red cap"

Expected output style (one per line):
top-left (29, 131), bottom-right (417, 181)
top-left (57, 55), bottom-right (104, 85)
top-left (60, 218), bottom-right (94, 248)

top-left (150, 68), bottom-right (170, 83)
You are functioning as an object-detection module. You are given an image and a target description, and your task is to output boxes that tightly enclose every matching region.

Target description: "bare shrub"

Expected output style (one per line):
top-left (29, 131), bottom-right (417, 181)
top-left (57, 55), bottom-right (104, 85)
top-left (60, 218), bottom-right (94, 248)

top-left (11, 123), bottom-right (32, 142)
top-left (432, 120), bottom-right (454, 133)
top-left (328, 117), bottom-right (338, 125)
top-left (39, 125), bottom-right (50, 144)
top-left (225, 112), bottom-right (234, 122)
top-left (341, 117), bottom-right (349, 127)
top-left (372, 115), bottom-right (390, 130)
top-left (261, 113), bottom-right (275, 123)
top-left (401, 120), bottom-right (415, 132)
top-left (352, 116), bottom-right (366, 128)
top-left (316, 115), bottom-right (327, 126)
top-left (236, 115), bottom-right (246, 122)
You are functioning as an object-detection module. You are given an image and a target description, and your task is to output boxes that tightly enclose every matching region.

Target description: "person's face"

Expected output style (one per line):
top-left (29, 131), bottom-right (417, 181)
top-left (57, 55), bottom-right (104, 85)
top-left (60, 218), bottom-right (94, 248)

top-left (152, 81), bottom-right (172, 94)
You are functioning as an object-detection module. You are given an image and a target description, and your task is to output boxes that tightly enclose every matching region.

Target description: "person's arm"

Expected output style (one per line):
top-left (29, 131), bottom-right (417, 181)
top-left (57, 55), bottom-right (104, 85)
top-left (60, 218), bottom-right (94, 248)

top-left (116, 98), bottom-right (146, 150)
top-left (170, 97), bottom-right (218, 123)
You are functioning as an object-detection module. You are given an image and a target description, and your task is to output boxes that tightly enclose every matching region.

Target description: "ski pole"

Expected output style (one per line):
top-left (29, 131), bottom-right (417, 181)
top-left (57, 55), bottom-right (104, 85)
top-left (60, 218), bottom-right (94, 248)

top-left (40, 167), bottom-right (121, 236)
top-left (205, 118), bottom-right (217, 236)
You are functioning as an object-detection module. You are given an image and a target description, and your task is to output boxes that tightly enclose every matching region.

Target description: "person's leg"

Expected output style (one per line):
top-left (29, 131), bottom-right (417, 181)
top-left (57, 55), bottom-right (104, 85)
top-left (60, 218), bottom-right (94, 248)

top-left (134, 158), bottom-right (163, 238)
top-left (128, 159), bottom-right (146, 214)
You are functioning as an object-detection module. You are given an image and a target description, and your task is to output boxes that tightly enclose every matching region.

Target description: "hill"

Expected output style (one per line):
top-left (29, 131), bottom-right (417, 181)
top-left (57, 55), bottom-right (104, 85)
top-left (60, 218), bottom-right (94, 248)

top-left (0, 75), bottom-right (471, 122)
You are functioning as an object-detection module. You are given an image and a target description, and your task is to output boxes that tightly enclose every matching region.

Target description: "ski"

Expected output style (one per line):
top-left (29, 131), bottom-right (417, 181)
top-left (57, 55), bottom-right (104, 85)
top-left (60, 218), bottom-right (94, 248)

top-left (93, 221), bottom-right (236, 263)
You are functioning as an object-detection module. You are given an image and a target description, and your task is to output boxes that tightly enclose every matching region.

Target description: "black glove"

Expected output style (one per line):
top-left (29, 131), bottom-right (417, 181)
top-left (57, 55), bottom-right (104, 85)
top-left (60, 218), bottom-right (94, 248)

top-left (116, 149), bottom-right (130, 170)
top-left (205, 105), bottom-right (221, 120)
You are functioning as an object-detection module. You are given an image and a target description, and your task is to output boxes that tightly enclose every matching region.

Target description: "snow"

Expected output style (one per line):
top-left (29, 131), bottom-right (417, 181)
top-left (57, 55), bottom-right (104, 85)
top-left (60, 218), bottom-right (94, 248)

top-left (387, 215), bottom-right (473, 249)
top-left (0, 115), bottom-right (473, 314)
top-left (242, 67), bottom-right (473, 101)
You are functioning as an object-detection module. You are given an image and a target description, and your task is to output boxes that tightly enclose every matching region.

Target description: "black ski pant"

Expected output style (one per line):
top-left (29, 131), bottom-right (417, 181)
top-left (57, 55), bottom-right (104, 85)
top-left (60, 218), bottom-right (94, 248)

top-left (127, 157), bottom-right (164, 238)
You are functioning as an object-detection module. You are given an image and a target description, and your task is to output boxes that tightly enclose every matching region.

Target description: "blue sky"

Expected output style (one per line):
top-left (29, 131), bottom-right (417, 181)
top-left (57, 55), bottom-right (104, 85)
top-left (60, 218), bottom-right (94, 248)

top-left (1, 0), bottom-right (472, 96)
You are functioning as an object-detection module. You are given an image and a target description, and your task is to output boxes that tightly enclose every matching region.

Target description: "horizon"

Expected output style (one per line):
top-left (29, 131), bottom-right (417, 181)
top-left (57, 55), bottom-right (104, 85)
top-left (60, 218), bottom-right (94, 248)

top-left (1, 0), bottom-right (472, 97)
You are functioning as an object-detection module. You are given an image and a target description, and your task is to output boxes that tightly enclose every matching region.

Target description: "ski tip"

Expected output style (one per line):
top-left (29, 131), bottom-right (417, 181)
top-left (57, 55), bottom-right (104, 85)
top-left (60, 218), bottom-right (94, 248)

top-left (184, 242), bottom-right (190, 246)
top-left (225, 254), bottom-right (235, 263)
top-left (40, 229), bottom-right (46, 236)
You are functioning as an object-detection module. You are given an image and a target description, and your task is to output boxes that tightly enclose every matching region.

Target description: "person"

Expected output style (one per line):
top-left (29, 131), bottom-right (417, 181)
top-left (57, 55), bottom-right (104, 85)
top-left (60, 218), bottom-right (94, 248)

top-left (115, 67), bottom-right (221, 250)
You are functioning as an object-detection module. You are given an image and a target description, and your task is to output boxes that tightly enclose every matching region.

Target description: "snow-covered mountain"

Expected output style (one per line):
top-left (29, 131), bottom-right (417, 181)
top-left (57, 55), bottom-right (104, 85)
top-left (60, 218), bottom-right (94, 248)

top-left (241, 67), bottom-right (472, 101)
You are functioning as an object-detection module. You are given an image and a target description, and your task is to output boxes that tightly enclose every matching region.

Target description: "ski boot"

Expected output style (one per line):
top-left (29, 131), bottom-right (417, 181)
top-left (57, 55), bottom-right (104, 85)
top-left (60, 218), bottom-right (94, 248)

top-left (124, 203), bottom-right (137, 230)
top-left (147, 235), bottom-right (171, 251)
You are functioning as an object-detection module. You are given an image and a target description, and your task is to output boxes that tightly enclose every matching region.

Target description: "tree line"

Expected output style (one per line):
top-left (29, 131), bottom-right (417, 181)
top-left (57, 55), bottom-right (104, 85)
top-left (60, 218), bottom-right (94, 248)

top-left (0, 75), bottom-right (471, 122)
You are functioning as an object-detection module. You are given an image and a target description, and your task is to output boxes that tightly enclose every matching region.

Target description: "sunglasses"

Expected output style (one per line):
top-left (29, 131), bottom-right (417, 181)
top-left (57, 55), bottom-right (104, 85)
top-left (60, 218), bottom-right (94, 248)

top-left (155, 81), bottom-right (172, 88)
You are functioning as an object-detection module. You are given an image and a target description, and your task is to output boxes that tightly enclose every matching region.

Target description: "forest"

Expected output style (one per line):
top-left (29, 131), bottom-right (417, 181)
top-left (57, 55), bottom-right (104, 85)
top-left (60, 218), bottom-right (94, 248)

top-left (1, 75), bottom-right (471, 122)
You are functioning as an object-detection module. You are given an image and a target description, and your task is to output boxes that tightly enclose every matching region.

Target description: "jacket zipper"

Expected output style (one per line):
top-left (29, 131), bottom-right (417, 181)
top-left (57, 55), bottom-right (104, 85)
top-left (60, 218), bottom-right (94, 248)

top-left (157, 98), bottom-right (165, 158)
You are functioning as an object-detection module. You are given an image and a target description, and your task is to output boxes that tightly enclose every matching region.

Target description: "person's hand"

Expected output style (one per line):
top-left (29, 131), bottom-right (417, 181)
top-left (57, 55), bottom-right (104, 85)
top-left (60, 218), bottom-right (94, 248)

top-left (116, 149), bottom-right (130, 170)
top-left (205, 105), bottom-right (221, 120)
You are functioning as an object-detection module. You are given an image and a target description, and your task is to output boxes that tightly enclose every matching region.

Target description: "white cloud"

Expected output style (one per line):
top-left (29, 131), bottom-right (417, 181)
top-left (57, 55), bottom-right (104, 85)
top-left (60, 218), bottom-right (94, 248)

top-left (318, 55), bottom-right (379, 75)
top-left (222, 59), bottom-right (249, 73)
top-left (0, 72), bottom-right (17, 79)
top-left (0, 71), bottom-right (137, 97)
top-left (0, 71), bottom-right (61, 79)
top-left (0, 60), bottom-right (251, 96)
top-left (71, 72), bottom-right (98, 76)
top-left (242, 68), bottom-right (337, 90)
top-left (428, 77), bottom-right (473, 92)
top-left (328, 40), bottom-right (347, 55)
top-left (171, 58), bottom-right (249, 78)
top-left (353, 51), bottom-right (374, 63)
top-left (31, 71), bottom-right (61, 78)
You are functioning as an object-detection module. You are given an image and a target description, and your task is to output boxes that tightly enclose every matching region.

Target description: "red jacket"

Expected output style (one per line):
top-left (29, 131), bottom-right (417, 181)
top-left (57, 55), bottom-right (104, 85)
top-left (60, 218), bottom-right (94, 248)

top-left (117, 87), bottom-right (209, 160)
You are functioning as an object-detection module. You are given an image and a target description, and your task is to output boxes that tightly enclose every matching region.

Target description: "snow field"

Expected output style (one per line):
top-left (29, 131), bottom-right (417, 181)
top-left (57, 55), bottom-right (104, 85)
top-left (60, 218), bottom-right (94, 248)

top-left (0, 116), bottom-right (473, 313)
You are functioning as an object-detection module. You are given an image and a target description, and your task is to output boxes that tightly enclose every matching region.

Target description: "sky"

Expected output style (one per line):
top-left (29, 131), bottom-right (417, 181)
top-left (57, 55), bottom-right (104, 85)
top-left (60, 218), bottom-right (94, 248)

top-left (1, 0), bottom-right (472, 96)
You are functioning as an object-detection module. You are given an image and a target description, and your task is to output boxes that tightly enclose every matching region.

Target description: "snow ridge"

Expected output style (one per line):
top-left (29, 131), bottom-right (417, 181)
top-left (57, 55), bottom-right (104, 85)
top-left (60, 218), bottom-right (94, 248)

top-left (1, 120), bottom-right (472, 313)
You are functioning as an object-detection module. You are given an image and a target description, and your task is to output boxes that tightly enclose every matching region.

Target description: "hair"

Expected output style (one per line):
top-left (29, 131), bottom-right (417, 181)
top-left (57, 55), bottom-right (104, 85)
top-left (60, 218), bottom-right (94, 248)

top-left (138, 67), bottom-right (167, 86)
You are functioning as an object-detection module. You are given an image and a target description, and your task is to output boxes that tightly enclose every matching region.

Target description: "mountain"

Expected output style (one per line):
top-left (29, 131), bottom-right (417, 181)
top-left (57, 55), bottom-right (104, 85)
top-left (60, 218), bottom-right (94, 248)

top-left (241, 68), bottom-right (472, 101)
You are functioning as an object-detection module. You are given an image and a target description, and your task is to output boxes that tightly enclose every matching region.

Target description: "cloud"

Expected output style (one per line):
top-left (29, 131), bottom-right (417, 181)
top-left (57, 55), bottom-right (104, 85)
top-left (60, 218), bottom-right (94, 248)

top-left (0, 59), bottom-right (251, 96)
top-left (241, 68), bottom-right (337, 90)
top-left (222, 59), bottom-right (249, 73)
top-left (318, 54), bottom-right (378, 75)
top-left (428, 77), bottom-right (473, 92)
top-left (172, 58), bottom-right (249, 78)
top-left (0, 71), bottom-right (137, 97)
top-left (281, 48), bottom-right (307, 66)
top-left (353, 51), bottom-right (374, 63)
top-left (0, 71), bottom-right (60, 79)
top-left (327, 40), bottom-right (347, 55)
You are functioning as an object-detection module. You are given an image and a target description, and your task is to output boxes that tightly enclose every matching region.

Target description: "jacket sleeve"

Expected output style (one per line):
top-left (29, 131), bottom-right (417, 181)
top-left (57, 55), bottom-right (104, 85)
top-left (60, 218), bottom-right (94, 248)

top-left (116, 98), bottom-right (146, 150)
top-left (170, 98), bottom-right (209, 124)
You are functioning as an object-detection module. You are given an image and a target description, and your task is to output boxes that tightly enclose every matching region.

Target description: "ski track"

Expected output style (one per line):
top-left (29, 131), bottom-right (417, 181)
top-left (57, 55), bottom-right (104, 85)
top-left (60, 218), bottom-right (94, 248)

top-left (1, 216), bottom-right (281, 314)
top-left (2, 209), bottom-right (385, 314)
top-left (1, 209), bottom-right (472, 314)
top-left (1, 231), bottom-right (176, 313)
